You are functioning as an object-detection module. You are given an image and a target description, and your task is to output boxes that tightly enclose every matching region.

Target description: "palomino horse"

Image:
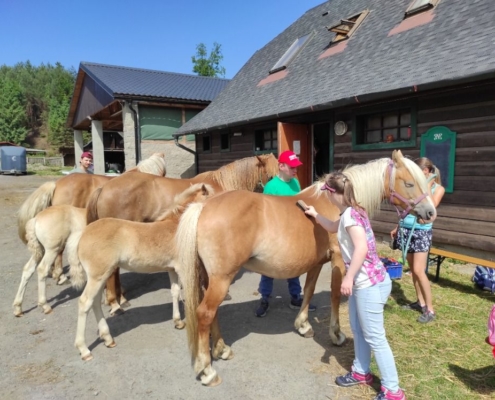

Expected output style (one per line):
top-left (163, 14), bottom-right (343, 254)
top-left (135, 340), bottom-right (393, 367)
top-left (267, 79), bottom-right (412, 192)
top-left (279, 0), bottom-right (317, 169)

top-left (86, 153), bottom-right (279, 315)
top-left (69, 183), bottom-right (214, 361)
top-left (176, 150), bottom-right (437, 386)
top-left (13, 205), bottom-right (87, 316)
top-left (16, 153), bottom-right (167, 284)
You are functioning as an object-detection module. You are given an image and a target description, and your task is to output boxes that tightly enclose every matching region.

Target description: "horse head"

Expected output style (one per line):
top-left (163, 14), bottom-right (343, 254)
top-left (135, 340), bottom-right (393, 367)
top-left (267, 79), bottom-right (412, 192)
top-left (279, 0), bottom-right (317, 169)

top-left (254, 153), bottom-right (278, 192)
top-left (388, 150), bottom-right (437, 222)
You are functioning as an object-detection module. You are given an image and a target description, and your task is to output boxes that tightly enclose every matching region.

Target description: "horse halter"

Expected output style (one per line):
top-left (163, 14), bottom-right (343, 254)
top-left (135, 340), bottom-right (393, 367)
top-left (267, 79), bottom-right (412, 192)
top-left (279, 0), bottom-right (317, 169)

top-left (387, 159), bottom-right (427, 219)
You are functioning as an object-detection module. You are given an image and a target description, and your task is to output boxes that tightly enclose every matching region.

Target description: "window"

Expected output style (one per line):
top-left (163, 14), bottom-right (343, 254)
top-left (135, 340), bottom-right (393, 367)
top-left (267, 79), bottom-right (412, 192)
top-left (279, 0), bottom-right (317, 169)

top-left (220, 133), bottom-right (230, 152)
top-left (353, 106), bottom-right (416, 150)
top-left (202, 135), bottom-right (211, 152)
top-left (270, 33), bottom-right (314, 74)
top-left (405, 0), bottom-right (439, 18)
top-left (255, 129), bottom-right (278, 153)
top-left (327, 10), bottom-right (369, 44)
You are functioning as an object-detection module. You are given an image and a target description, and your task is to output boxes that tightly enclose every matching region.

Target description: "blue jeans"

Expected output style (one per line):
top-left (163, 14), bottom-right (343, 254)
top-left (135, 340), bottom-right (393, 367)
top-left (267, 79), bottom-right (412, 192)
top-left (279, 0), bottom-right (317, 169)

top-left (258, 275), bottom-right (301, 300)
top-left (348, 274), bottom-right (400, 392)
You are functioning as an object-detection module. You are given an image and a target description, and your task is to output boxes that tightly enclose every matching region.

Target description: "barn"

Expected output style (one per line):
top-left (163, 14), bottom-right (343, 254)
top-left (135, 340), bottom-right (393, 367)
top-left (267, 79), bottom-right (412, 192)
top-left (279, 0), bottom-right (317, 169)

top-left (174, 0), bottom-right (495, 262)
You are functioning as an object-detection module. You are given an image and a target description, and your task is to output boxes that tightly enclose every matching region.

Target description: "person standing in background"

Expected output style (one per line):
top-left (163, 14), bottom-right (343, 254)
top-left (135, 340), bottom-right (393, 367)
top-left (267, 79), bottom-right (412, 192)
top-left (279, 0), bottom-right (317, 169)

top-left (70, 152), bottom-right (93, 174)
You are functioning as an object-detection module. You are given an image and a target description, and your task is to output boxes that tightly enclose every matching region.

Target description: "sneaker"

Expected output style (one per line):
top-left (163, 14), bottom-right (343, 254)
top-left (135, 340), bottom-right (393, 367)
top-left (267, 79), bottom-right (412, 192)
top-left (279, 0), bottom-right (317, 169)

top-left (289, 297), bottom-right (316, 312)
top-left (374, 386), bottom-right (406, 400)
top-left (401, 301), bottom-right (426, 313)
top-left (417, 310), bottom-right (436, 323)
top-left (255, 299), bottom-right (269, 317)
top-left (335, 370), bottom-right (373, 387)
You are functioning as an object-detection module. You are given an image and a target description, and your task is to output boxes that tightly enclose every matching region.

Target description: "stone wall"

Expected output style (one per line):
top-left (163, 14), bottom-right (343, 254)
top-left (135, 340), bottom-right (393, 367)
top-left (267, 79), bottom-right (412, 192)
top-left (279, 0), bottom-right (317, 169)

top-left (140, 138), bottom-right (196, 178)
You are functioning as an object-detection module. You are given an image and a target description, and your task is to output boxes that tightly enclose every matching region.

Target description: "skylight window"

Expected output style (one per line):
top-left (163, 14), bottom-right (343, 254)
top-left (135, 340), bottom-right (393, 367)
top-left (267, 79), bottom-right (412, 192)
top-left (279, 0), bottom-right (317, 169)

top-left (327, 10), bottom-right (369, 44)
top-left (405, 0), bottom-right (439, 18)
top-left (269, 32), bottom-right (314, 74)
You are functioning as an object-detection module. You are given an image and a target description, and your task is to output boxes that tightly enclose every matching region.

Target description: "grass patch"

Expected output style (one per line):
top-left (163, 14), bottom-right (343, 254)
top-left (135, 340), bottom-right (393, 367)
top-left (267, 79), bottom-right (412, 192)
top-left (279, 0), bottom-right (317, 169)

top-left (26, 164), bottom-right (68, 177)
top-left (366, 244), bottom-right (495, 399)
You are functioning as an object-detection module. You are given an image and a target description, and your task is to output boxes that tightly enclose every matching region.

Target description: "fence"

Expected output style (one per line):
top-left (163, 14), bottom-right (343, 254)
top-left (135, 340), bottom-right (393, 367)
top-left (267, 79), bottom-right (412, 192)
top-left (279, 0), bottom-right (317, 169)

top-left (27, 157), bottom-right (64, 167)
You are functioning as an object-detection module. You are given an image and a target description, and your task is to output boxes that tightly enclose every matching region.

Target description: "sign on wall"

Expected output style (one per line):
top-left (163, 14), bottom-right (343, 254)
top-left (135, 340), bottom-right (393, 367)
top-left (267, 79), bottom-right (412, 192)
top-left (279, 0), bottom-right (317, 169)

top-left (420, 126), bottom-right (456, 193)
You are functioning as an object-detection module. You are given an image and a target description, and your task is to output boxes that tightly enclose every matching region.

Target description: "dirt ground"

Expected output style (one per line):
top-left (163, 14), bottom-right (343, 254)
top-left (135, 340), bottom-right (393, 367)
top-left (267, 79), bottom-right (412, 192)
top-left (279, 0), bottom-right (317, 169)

top-left (0, 174), bottom-right (361, 400)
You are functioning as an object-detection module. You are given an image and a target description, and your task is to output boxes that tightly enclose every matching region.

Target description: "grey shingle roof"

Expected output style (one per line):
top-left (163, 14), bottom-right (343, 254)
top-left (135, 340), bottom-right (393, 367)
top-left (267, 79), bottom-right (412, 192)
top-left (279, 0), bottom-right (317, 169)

top-left (80, 62), bottom-right (230, 102)
top-left (176, 0), bottom-right (495, 135)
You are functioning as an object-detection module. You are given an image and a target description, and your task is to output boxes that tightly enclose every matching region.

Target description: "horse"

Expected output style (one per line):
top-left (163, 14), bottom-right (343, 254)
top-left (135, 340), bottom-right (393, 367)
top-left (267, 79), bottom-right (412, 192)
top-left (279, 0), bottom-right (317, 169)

top-left (13, 205), bottom-right (87, 317)
top-left (175, 150), bottom-right (437, 386)
top-left (69, 183), bottom-right (214, 361)
top-left (85, 153), bottom-right (279, 315)
top-left (16, 153), bottom-right (167, 285)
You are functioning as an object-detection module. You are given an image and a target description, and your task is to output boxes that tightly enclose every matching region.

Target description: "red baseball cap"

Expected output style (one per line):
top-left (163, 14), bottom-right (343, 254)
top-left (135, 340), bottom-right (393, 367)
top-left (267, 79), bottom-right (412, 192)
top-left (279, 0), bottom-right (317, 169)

top-left (81, 151), bottom-right (93, 159)
top-left (278, 150), bottom-right (302, 167)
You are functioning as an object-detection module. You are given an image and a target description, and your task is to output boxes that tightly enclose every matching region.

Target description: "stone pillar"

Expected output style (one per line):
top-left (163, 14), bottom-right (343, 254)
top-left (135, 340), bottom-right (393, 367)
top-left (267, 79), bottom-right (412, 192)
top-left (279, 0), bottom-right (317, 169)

top-left (122, 101), bottom-right (137, 171)
top-left (73, 130), bottom-right (84, 164)
top-left (91, 120), bottom-right (105, 175)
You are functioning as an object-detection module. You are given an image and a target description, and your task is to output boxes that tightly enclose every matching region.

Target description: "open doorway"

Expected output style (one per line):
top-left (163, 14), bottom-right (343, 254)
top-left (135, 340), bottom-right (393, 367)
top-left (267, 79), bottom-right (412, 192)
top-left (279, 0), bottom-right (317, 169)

top-left (313, 122), bottom-right (331, 181)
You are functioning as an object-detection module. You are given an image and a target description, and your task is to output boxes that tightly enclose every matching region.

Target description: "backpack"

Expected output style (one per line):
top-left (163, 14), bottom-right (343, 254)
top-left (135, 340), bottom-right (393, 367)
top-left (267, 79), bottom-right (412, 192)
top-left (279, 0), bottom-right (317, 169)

top-left (487, 305), bottom-right (495, 358)
top-left (472, 266), bottom-right (495, 294)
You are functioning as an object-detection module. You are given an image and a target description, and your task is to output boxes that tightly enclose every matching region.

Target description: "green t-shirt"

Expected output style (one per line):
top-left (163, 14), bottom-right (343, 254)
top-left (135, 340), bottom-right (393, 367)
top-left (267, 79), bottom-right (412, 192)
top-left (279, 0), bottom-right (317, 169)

top-left (263, 175), bottom-right (301, 196)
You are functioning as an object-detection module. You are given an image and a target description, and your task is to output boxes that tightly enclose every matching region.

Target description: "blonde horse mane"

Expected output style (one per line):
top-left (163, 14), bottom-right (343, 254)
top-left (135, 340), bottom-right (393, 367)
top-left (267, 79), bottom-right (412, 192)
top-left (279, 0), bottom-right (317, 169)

top-left (156, 183), bottom-right (214, 221)
top-left (127, 153), bottom-right (167, 176)
top-left (201, 154), bottom-right (279, 191)
top-left (302, 155), bottom-right (428, 218)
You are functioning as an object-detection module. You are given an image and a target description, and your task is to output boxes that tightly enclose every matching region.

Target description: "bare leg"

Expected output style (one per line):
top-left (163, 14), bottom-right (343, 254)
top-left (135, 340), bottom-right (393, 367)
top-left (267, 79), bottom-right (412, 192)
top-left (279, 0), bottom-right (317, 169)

top-left (169, 270), bottom-right (185, 329)
top-left (408, 252), bottom-right (434, 312)
top-left (295, 264), bottom-right (322, 338)
top-left (13, 256), bottom-right (38, 316)
top-left (329, 260), bottom-right (346, 345)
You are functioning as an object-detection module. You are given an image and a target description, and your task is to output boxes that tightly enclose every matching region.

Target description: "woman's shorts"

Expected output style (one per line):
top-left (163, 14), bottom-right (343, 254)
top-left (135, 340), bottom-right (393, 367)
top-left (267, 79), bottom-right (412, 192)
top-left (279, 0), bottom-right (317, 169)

top-left (393, 227), bottom-right (432, 253)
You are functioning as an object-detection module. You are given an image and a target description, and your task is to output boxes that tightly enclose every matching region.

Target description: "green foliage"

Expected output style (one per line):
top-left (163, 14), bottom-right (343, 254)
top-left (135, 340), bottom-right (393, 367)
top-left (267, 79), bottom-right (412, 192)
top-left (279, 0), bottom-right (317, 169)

top-left (191, 42), bottom-right (226, 78)
top-left (0, 61), bottom-right (76, 151)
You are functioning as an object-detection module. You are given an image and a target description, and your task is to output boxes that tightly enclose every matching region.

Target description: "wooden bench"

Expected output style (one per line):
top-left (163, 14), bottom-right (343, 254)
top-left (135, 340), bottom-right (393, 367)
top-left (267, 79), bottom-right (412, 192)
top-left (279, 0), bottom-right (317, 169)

top-left (427, 247), bottom-right (495, 282)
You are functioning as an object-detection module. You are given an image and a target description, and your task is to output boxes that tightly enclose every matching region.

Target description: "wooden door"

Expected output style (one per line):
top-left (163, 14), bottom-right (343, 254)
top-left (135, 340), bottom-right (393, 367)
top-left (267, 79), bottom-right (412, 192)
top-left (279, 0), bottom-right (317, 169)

top-left (278, 122), bottom-right (310, 189)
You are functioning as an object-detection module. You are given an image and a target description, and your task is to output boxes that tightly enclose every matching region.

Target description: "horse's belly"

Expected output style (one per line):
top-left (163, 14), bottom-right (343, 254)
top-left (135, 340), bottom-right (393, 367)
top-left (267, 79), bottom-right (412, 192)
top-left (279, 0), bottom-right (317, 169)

top-left (243, 257), bottom-right (320, 280)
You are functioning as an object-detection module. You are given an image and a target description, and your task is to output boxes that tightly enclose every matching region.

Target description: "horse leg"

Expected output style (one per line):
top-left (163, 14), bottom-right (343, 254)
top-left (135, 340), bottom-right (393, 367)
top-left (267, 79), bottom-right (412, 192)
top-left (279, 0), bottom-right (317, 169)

top-left (13, 256), bottom-right (38, 316)
top-left (105, 270), bottom-right (123, 315)
top-left (329, 258), bottom-right (346, 346)
top-left (211, 310), bottom-right (234, 361)
top-left (115, 268), bottom-right (129, 307)
top-left (52, 252), bottom-right (68, 285)
top-left (37, 250), bottom-right (59, 314)
top-left (294, 264), bottom-right (323, 338)
top-left (169, 270), bottom-right (185, 330)
top-left (194, 277), bottom-right (229, 387)
top-left (75, 277), bottom-right (115, 361)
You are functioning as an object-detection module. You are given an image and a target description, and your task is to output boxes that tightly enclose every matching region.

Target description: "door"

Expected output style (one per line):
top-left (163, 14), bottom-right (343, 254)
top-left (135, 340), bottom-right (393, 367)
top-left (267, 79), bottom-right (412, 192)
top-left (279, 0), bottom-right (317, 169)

top-left (278, 122), bottom-right (310, 188)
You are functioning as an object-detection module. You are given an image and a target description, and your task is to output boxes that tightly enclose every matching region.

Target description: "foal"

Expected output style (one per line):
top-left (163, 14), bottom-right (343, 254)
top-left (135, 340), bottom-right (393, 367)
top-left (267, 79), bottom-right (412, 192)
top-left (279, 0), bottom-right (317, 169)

top-left (69, 183), bottom-right (214, 361)
top-left (13, 205), bottom-right (87, 316)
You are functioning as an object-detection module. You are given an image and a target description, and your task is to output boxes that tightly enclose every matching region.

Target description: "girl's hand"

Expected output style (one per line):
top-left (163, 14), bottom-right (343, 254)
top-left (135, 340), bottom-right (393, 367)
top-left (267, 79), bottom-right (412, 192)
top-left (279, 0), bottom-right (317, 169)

top-left (341, 276), bottom-right (354, 296)
top-left (304, 205), bottom-right (318, 218)
top-left (390, 226), bottom-right (398, 239)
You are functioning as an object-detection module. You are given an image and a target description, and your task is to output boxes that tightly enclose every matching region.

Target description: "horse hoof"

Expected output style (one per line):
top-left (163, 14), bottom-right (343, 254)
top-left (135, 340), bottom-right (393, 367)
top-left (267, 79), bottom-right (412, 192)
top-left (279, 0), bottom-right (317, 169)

top-left (303, 328), bottom-right (315, 338)
top-left (106, 341), bottom-right (116, 348)
top-left (82, 353), bottom-right (93, 361)
top-left (109, 308), bottom-right (125, 317)
top-left (205, 374), bottom-right (222, 387)
top-left (44, 308), bottom-right (53, 315)
top-left (13, 309), bottom-right (23, 317)
top-left (222, 348), bottom-right (234, 361)
top-left (57, 276), bottom-right (69, 285)
top-left (174, 321), bottom-right (186, 330)
top-left (120, 301), bottom-right (131, 309)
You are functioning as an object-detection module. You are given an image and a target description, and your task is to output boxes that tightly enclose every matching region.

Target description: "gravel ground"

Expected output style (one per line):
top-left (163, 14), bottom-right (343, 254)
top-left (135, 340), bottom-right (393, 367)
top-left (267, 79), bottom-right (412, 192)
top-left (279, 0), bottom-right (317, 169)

top-left (0, 174), bottom-right (357, 400)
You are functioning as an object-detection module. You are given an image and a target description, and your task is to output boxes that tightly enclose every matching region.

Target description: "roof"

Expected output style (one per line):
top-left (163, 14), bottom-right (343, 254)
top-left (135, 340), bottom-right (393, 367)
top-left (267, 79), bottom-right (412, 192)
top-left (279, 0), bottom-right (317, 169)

top-left (80, 62), bottom-right (230, 102)
top-left (175, 0), bottom-right (495, 136)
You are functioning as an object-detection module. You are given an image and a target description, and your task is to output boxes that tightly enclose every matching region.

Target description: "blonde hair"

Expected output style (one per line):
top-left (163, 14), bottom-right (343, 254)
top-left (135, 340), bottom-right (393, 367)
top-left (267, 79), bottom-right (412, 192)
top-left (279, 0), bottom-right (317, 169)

top-left (325, 171), bottom-right (365, 214)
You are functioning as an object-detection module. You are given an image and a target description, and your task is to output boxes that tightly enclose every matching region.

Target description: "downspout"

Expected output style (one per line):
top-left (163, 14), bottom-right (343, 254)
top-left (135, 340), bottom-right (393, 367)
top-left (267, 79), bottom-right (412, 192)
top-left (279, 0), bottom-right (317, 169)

top-left (174, 135), bottom-right (198, 175)
top-left (127, 100), bottom-right (141, 164)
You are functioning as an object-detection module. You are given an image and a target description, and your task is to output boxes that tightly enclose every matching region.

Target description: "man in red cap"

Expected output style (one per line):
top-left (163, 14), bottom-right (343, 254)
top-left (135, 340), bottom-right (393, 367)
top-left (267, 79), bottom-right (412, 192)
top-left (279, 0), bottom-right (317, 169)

top-left (70, 151), bottom-right (94, 174)
top-left (255, 150), bottom-right (316, 317)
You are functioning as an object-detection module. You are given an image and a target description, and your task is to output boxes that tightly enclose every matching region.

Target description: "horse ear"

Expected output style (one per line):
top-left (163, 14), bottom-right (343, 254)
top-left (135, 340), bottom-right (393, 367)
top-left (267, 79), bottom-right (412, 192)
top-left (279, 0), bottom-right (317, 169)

top-left (201, 184), bottom-right (209, 196)
top-left (392, 149), bottom-right (405, 164)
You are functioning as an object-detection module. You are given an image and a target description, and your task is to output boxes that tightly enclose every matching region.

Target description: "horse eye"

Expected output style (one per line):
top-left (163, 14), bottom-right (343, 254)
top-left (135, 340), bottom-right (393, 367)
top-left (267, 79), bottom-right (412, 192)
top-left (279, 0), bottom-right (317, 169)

top-left (405, 182), bottom-right (414, 188)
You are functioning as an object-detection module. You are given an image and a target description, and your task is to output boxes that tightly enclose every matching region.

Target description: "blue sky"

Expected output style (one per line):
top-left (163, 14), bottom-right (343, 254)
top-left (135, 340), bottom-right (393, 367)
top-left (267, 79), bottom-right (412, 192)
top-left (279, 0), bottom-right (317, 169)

top-left (0, 0), bottom-right (325, 79)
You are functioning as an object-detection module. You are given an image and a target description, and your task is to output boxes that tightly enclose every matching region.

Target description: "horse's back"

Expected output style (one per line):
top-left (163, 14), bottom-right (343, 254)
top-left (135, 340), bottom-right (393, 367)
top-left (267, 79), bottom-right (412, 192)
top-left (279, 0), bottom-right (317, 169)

top-left (52, 174), bottom-right (112, 208)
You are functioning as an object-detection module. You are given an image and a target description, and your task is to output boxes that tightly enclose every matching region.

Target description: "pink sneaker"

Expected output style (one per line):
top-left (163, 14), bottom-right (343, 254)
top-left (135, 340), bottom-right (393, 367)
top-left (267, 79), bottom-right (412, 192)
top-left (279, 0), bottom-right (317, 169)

top-left (374, 386), bottom-right (406, 400)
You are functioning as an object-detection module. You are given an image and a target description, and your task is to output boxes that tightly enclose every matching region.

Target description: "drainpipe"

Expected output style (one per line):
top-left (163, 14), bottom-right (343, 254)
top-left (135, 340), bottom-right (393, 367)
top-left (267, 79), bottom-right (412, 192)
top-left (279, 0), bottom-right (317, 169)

top-left (127, 100), bottom-right (141, 164)
top-left (174, 135), bottom-right (198, 175)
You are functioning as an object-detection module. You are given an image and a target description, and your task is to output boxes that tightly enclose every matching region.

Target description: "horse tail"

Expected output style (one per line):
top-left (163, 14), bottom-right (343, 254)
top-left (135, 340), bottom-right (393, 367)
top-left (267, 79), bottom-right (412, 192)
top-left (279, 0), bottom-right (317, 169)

top-left (86, 187), bottom-right (102, 225)
top-left (25, 218), bottom-right (44, 264)
top-left (176, 202), bottom-right (205, 363)
top-left (17, 181), bottom-right (56, 244)
top-left (67, 229), bottom-right (86, 290)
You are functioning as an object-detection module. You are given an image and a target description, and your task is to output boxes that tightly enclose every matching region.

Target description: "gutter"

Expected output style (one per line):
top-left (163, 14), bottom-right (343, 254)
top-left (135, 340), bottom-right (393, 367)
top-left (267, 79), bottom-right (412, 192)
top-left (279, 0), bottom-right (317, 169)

top-left (173, 69), bottom-right (495, 137)
top-left (127, 100), bottom-right (141, 164)
top-left (174, 136), bottom-right (198, 175)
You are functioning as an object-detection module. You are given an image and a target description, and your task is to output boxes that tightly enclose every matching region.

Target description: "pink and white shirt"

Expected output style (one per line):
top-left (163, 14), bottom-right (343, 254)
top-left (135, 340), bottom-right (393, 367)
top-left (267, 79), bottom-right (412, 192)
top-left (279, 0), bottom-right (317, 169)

top-left (338, 207), bottom-right (386, 289)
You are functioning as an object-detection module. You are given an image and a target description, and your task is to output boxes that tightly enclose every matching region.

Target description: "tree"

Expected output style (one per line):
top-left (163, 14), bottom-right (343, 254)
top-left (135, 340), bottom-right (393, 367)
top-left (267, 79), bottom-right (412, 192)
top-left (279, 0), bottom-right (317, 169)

top-left (0, 77), bottom-right (28, 144)
top-left (192, 42), bottom-right (226, 78)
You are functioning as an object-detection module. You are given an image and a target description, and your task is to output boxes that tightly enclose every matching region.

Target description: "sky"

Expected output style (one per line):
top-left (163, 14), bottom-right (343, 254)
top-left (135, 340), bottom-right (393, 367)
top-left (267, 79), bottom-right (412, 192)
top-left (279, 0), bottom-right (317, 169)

top-left (0, 0), bottom-right (325, 79)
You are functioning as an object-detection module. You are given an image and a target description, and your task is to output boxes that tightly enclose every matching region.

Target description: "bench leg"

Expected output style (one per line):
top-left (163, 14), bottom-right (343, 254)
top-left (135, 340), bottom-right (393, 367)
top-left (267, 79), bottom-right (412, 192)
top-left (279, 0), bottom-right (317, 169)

top-left (434, 256), bottom-right (445, 282)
